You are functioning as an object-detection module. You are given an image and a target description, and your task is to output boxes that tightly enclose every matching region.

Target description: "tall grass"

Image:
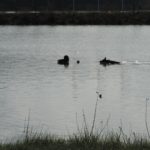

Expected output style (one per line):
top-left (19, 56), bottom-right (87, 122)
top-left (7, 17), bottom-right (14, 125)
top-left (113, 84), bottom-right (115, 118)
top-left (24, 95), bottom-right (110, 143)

top-left (0, 97), bottom-right (150, 149)
top-left (1, 130), bottom-right (150, 150)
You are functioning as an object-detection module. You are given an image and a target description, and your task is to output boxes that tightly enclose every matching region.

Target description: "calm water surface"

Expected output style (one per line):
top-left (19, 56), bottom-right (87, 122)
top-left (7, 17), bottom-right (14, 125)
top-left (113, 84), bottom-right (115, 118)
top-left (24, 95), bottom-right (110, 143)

top-left (0, 25), bottom-right (150, 140)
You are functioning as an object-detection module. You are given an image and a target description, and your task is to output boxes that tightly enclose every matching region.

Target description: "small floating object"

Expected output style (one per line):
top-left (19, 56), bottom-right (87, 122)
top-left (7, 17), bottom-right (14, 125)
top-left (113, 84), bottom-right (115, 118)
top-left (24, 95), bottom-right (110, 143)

top-left (57, 55), bottom-right (69, 66)
top-left (100, 57), bottom-right (120, 66)
top-left (77, 60), bottom-right (80, 64)
top-left (99, 94), bottom-right (102, 99)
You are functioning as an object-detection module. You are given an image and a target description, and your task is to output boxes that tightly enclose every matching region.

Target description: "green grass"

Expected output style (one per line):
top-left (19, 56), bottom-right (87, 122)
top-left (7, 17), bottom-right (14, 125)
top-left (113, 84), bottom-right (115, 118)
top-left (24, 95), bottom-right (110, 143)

top-left (0, 97), bottom-right (149, 150)
top-left (1, 132), bottom-right (150, 150)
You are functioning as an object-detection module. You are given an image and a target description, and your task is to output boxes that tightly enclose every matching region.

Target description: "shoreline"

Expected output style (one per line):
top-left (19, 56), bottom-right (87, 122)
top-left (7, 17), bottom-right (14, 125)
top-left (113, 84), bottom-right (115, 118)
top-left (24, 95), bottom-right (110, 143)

top-left (0, 11), bottom-right (150, 25)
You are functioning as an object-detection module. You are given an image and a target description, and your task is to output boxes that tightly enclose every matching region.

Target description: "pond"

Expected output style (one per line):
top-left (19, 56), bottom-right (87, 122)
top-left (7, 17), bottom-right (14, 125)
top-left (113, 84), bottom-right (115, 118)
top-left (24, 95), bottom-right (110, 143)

top-left (0, 25), bottom-right (150, 140)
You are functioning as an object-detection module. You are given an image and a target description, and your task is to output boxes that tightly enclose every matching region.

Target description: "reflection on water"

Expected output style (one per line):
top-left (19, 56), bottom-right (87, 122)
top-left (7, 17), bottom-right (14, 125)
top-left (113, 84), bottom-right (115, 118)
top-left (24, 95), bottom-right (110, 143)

top-left (0, 26), bottom-right (150, 140)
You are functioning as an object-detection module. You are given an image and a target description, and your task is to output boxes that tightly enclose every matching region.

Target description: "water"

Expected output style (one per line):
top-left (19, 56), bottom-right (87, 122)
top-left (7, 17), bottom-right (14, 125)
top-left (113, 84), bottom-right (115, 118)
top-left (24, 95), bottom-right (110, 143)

top-left (0, 25), bottom-right (150, 140)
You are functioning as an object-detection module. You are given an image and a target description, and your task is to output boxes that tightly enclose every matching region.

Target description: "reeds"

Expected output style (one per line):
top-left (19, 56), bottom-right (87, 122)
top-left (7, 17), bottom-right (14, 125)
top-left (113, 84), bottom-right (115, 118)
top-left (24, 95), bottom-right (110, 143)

top-left (1, 130), bottom-right (150, 150)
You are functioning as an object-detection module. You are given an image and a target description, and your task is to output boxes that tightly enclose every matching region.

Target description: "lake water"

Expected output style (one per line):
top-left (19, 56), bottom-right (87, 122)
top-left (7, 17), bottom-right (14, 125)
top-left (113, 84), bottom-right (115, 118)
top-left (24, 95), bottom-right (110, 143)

top-left (0, 25), bottom-right (150, 140)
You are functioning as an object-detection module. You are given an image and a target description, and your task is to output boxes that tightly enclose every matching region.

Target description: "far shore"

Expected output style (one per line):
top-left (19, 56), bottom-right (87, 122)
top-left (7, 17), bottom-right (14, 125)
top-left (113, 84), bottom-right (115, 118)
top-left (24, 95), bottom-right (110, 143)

top-left (0, 11), bottom-right (150, 25)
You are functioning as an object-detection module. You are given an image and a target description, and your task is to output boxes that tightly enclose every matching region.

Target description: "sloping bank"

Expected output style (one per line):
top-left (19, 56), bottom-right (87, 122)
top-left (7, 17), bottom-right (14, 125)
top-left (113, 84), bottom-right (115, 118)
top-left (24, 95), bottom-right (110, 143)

top-left (0, 11), bottom-right (150, 25)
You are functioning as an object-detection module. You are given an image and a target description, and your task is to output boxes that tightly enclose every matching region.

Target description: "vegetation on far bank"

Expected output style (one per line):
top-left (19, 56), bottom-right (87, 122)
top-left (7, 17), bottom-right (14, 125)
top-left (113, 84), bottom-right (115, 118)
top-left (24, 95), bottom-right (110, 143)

top-left (0, 11), bottom-right (150, 25)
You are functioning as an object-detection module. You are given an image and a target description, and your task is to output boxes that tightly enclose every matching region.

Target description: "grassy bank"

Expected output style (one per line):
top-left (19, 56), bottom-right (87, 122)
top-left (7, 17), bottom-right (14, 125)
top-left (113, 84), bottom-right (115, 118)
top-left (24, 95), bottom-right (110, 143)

top-left (0, 103), bottom-right (149, 149)
top-left (0, 132), bottom-right (150, 150)
top-left (0, 97), bottom-right (149, 150)
top-left (1, 11), bottom-right (150, 25)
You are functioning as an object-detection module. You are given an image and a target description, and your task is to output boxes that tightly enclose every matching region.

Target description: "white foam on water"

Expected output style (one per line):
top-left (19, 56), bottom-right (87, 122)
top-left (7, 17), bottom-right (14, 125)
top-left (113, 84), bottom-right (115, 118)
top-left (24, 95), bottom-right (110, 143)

top-left (133, 60), bottom-right (141, 64)
top-left (121, 61), bottom-right (127, 64)
top-left (121, 60), bottom-right (150, 65)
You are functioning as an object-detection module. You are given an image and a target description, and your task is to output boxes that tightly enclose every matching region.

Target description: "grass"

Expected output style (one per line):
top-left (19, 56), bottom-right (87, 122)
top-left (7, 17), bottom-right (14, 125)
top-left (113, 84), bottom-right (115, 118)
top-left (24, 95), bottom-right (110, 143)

top-left (1, 131), bottom-right (150, 150)
top-left (0, 96), bottom-right (150, 149)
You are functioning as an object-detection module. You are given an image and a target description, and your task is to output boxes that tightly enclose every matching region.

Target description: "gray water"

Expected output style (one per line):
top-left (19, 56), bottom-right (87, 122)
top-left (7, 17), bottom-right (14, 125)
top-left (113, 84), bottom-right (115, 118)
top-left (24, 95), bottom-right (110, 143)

top-left (0, 25), bottom-right (150, 140)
